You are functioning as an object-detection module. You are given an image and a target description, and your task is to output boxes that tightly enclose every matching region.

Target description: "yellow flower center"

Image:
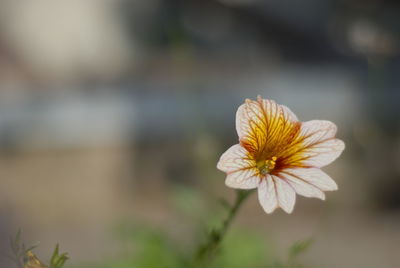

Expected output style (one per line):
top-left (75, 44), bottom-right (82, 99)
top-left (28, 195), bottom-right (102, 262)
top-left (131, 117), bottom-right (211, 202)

top-left (256, 156), bottom-right (277, 175)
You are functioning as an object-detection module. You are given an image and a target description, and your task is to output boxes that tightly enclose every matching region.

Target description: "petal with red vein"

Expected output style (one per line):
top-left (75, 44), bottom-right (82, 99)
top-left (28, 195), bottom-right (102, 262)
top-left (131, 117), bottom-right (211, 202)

top-left (258, 175), bottom-right (278, 214)
top-left (290, 120), bottom-right (345, 168)
top-left (280, 168), bottom-right (338, 192)
top-left (273, 175), bottom-right (296, 213)
top-left (279, 172), bottom-right (325, 200)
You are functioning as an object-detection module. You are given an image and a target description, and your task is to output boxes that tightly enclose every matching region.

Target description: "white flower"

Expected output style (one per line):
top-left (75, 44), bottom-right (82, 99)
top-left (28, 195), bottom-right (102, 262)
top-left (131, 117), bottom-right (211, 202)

top-left (217, 96), bottom-right (345, 214)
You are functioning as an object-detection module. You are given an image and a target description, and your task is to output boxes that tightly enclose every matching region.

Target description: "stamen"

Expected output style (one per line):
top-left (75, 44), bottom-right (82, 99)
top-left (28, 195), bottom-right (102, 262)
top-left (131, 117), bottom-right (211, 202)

top-left (257, 156), bottom-right (277, 175)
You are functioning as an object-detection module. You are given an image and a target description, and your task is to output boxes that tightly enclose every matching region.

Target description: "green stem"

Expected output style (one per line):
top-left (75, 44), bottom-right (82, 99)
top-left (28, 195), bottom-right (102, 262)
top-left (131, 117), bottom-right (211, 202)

top-left (193, 189), bottom-right (254, 266)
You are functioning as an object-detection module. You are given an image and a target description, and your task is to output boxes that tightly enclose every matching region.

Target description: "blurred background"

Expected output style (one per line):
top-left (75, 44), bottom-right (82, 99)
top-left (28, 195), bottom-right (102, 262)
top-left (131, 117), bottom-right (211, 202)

top-left (0, 0), bottom-right (399, 267)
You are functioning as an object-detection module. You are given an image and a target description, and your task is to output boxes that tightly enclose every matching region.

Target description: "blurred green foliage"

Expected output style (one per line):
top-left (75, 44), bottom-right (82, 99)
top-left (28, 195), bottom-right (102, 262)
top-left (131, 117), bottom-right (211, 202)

top-left (9, 188), bottom-right (313, 268)
top-left (7, 230), bottom-right (68, 268)
top-left (73, 222), bottom-right (312, 268)
top-left (72, 186), bottom-right (313, 268)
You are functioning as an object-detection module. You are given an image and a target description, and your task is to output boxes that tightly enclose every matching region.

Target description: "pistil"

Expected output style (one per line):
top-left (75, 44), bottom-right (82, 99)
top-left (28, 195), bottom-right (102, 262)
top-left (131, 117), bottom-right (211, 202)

top-left (257, 156), bottom-right (277, 175)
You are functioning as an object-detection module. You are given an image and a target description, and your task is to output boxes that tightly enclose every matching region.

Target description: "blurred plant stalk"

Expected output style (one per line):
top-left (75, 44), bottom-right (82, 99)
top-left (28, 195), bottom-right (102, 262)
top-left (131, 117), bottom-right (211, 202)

top-left (193, 189), bottom-right (254, 267)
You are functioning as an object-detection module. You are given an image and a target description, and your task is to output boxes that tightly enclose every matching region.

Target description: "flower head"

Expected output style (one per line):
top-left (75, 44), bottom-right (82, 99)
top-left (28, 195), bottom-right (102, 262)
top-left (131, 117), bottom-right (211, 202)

top-left (217, 96), bottom-right (345, 214)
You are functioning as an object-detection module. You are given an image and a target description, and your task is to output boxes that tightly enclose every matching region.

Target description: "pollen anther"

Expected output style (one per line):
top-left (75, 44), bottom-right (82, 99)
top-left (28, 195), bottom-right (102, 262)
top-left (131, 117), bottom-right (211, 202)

top-left (257, 156), bottom-right (277, 175)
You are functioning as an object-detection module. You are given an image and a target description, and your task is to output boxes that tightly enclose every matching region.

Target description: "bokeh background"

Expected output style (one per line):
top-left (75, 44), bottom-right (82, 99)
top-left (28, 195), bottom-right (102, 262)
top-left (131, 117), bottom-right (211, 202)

top-left (0, 0), bottom-right (400, 267)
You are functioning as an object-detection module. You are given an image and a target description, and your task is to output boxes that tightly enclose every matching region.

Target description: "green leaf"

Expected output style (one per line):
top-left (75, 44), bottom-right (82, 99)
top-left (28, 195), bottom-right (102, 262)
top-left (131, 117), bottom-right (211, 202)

top-left (49, 244), bottom-right (69, 268)
top-left (10, 229), bottom-right (22, 255)
top-left (25, 244), bottom-right (39, 253)
top-left (50, 244), bottom-right (59, 264)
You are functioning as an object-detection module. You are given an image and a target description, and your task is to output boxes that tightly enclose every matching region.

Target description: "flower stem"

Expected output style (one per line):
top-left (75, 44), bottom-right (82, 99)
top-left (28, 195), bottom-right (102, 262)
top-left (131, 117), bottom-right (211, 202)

top-left (193, 189), bottom-right (254, 266)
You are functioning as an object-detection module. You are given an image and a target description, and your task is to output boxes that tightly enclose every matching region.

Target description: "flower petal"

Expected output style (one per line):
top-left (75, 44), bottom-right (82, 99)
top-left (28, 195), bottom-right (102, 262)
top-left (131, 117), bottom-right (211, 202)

top-left (278, 172), bottom-right (325, 200)
top-left (257, 175), bottom-right (296, 213)
top-left (297, 120), bottom-right (345, 167)
top-left (225, 171), bottom-right (259, 189)
top-left (280, 168), bottom-right (338, 192)
top-left (272, 175), bottom-right (296, 213)
top-left (257, 175), bottom-right (278, 214)
top-left (217, 144), bottom-right (254, 173)
top-left (217, 144), bottom-right (258, 189)
top-left (302, 120), bottom-right (337, 138)
top-left (235, 97), bottom-right (299, 154)
top-left (235, 100), bottom-right (267, 151)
